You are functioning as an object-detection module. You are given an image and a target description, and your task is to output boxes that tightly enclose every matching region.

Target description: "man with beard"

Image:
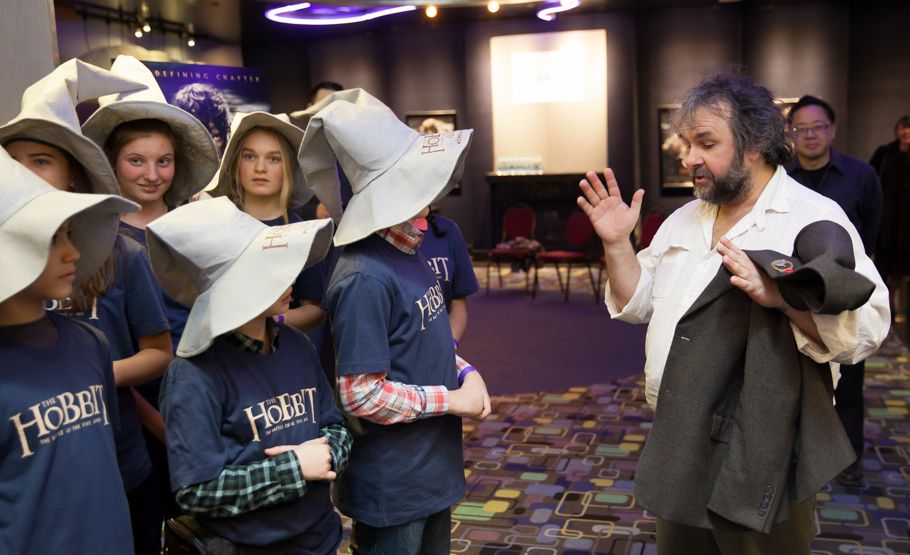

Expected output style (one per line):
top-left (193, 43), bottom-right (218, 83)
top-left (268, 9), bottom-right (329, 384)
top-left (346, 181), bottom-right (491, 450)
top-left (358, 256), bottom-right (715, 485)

top-left (785, 95), bottom-right (882, 484)
top-left (578, 71), bottom-right (889, 553)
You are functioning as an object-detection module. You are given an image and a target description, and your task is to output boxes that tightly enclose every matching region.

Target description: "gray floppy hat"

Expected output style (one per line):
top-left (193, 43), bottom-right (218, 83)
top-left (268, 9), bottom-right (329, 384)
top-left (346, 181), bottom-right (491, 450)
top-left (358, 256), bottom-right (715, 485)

top-left (146, 197), bottom-right (334, 357)
top-left (297, 88), bottom-right (472, 246)
top-left (0, 58), bottom-right (147, 195)
top-left (205, 111), bottom-right (312, 209)
top-left (82, 55), bottom-right (219, 206)
top-left (0, 147), bottom-right (139, 303)
top-left (745, 220), bottom-right (876, 314)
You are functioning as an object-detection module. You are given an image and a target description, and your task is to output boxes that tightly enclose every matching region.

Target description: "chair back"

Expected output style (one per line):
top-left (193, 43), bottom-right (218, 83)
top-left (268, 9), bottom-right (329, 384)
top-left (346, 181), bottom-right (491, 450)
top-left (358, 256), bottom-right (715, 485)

top-left (501, 204), bottom-right (535, 241)
top-left (639, 209), bottom-right (666, 250)
top-left (565, 210), bottom-right (594, 248)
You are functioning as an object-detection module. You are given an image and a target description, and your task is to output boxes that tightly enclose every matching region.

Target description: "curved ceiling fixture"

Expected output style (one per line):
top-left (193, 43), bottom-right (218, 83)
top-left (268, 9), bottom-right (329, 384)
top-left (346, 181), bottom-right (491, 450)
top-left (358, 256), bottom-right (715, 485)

top-left (265, 2), bottom-right (418, 26)
top-left (536, 0), bottom-right (580, 21)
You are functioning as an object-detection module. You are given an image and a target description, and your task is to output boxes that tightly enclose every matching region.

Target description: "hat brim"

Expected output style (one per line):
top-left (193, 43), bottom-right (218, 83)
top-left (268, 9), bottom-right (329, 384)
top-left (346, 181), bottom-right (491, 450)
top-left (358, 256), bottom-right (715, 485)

top-left (333, 129), bottom-right (472, 246)
top-left (0, 191), bottom-right (138, 303)
top-left (175, 218), bottom-right (334, 357)
top-left (0, 119), bottom-right (121, 195)
top-left (206, 113), bottom-right (311, 209)
top-left (82, 101), bottom-right (219, 206)
top-left (745, 250), bottom-right (876, 314)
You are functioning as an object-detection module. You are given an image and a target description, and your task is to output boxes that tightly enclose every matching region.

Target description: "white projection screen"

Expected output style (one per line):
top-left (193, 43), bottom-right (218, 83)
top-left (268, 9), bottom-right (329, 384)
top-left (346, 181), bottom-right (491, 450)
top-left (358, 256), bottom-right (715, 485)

top-left (490, 30), bottom-right (607, 174)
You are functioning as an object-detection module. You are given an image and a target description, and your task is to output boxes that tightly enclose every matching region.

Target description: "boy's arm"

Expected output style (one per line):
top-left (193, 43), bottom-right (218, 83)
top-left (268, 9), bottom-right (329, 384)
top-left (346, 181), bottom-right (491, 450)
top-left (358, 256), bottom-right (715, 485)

top-left (175, 451), bottom-right (306, 518)
top-left (336, 354), bottom-right (490, 425)
top-left (320, 422), bottom-right (352, 474)
top-left (337, 372), bottom-right (449, 425)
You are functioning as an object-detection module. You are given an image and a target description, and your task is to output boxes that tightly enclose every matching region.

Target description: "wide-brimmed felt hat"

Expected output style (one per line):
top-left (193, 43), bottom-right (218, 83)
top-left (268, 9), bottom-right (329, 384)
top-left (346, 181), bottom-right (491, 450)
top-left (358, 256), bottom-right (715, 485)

top-left (205, 111), bottom-right (311, 209)
top-left (745, 220), bottom-right (875, 314)
top-left (297, 88), bottom-right (473, 246)
top-left (146, 197), bottom-right (334, 357)
top-left (81, 55), bottom-right (219, 206)
top-left (0, 148), bottom-right (139, 303)
top-left (0, 59), bottom-right (147, 195)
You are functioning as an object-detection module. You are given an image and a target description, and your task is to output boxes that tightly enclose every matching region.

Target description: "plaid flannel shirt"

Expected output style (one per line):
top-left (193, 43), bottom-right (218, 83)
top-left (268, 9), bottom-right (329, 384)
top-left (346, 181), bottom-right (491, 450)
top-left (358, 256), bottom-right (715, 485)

top-left (336, 222), bottom-right (478, 425)
top-left (174, 325), bottom-right (352, 518)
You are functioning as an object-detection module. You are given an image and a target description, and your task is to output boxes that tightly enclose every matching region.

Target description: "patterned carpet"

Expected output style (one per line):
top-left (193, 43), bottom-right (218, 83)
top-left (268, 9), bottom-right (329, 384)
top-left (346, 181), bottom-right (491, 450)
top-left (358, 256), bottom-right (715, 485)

top-left (338, 265), bottom-right (910, 554)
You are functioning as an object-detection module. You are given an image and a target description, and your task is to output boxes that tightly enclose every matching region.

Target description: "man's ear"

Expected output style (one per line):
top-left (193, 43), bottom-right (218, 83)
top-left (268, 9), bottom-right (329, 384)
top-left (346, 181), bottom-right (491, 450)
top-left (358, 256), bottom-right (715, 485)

top-left (829, 123), bottom-right (837, 141)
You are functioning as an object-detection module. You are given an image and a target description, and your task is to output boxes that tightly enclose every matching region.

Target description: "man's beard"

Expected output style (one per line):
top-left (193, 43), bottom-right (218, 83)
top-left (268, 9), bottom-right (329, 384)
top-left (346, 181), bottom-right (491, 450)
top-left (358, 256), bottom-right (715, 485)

top-left (691, 155), bottom-right (751, 205)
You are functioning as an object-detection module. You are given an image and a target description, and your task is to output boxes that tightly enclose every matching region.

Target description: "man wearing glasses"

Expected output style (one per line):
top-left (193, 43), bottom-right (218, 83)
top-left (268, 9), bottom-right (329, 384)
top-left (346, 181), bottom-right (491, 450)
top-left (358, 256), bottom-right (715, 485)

top-left (785, 95), bottom-right (883, 485)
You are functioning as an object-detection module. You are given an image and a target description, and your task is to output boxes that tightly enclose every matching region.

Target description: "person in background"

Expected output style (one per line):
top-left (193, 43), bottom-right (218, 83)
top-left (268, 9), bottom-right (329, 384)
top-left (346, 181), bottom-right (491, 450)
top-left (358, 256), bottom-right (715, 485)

top-left (302, 88), bottom-right (491, 555)
top-left (1, 59), bottom-right (173, 555)
top-left (150, 198), bottom-right (348, 554)
top-left (581, 70), bottom-right (888, 553)
top-left (207, 111), bottom-right (328, 333)
top-left (309, 81), bottom-right (344, 108)
top-left (82, 54), bottom-right (220, 527)
top-left (870, 114), bottom-right (910, 322)
top-left (785, 94), bottom-right (883, 484)
top-left (0, 146), bottom-right (139, 554)
top-left (413, 208), bottom-right (479, 345)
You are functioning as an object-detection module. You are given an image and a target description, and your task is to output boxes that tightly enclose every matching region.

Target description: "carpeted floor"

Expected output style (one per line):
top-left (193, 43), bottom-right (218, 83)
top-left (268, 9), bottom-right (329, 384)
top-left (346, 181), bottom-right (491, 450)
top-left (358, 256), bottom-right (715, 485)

top-left (337, 264), bottom-right (910, 554)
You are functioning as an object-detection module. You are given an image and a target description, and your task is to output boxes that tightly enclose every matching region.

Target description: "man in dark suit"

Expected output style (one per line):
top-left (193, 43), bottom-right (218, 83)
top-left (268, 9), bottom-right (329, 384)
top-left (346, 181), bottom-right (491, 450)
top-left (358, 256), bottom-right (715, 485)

top-left (578, 71), bottom-right (889, 553)
top-left (785, 95), bottom-right (883, 483)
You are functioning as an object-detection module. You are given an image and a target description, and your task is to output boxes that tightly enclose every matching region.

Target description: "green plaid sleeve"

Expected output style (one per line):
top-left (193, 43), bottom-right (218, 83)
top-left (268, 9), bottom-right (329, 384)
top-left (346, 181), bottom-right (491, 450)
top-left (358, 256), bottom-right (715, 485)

top-left (174, 450), bottom-right (306, 518)
top-left (321, 423), bottom-right (352, 474)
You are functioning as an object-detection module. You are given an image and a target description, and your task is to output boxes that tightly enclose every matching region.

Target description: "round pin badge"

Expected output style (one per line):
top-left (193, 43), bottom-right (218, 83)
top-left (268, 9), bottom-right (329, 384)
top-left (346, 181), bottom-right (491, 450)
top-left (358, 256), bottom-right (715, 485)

top-left (771, 259), bottom-right (794, 274)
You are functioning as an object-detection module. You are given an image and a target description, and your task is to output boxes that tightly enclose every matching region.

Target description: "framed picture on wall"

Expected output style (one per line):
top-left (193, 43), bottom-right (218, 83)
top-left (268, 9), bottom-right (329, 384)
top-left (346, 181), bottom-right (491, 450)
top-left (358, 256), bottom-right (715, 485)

top-left (405, 110), bottom-right (461, 195)
top-left (658, 105), bottom-right (693, 195)
top-left (774, 97), bottom-right (801, 120)
top-left (405, 110), bottom-right (457, 134)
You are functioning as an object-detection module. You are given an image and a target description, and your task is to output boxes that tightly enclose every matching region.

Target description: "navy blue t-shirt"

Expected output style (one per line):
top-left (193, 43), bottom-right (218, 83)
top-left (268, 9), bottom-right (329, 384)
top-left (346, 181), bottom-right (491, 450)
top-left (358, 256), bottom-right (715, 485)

top-left (45, 234), bottom-right (169, 491)
top-left (121, 221), bottom-right (190, 409)
top-left (419, 215), bottom-right (479, 309)
top-left (324, 234), bottom-right (464, 527)
top-left (0, 313), bottom-right (132, 553)
top-left (261, 212), bottom-right (327, 307)
top-left (120, 220), bottom-right (191, 357)
top-left (161, 325), bottom-right (343, 547)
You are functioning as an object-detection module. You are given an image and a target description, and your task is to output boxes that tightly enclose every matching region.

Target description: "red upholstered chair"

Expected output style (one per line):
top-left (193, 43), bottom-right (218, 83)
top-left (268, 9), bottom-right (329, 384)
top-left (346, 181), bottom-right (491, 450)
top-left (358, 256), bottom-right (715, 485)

top-left (639, 208), bottom-right (667, 250)
top-left (532, 210), bottom-right (598, 302)
top-left (486, 204), bottom-right (536, 293)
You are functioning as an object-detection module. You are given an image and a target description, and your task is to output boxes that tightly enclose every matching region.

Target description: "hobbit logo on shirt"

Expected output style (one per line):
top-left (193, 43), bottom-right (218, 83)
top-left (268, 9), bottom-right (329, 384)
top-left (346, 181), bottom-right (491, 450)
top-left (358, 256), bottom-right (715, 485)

top-left (243, 388), bottom-right (317, 442)
top-left (44, 297), bottom-right (100, 320)
top-left (426, 257), bottom-right (451, 282)
top-left (415, 282), bottom-right (445, 331)
top-left (9, 384), bottom-right (110, 458)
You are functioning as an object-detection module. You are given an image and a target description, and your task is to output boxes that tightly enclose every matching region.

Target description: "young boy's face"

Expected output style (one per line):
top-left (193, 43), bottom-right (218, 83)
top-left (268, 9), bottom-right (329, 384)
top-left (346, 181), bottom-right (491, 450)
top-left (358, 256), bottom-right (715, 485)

top-left (5, 140), bottom-right (75, 192)
top-left (22, 220), bottom-right (80, 301)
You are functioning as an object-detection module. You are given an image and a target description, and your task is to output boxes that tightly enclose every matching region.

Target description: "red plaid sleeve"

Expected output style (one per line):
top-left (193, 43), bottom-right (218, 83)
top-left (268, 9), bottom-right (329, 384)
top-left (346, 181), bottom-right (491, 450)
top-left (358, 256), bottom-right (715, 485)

top-left (337, 372), bottom-right (449, 425)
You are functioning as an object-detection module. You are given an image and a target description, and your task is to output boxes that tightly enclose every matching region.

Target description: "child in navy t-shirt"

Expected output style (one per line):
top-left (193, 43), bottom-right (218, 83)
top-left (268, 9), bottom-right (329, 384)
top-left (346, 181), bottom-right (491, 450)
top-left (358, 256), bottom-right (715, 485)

top-left (148, 197), bottom-right (347, 552)
top-left (0, 148), bottom-right (138, 554)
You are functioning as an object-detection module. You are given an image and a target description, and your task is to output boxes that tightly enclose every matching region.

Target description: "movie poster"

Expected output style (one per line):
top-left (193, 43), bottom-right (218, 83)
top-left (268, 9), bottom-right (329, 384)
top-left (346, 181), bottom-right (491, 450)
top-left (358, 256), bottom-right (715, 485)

top-left (142, 61), bottom-right (271, 156)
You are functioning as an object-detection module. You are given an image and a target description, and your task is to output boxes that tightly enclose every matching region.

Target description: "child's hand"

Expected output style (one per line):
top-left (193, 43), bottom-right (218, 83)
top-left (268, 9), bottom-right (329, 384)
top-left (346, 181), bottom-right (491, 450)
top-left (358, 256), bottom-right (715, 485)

top-left (265, 437), bottom-right (336, 481)
top-left (448, 372), bottom-right (492, 420)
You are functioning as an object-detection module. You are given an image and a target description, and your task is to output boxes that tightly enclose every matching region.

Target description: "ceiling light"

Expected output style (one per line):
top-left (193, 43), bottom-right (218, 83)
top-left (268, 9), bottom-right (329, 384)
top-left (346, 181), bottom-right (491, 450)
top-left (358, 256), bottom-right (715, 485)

top-left (187, 37), bottom-right (196, 47)
top-left (142, 22), bottom-right (151, 33)
top-left (488, 1), bottom-right (500, 13)
top-left (537, 0), bottom-right (579, 21)
top-left (425, 5), bottom-right (438, 18)
top-left (134, 28), bottom-right (143, 38)
top-left (265, 3), bottom-right (417, 26)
